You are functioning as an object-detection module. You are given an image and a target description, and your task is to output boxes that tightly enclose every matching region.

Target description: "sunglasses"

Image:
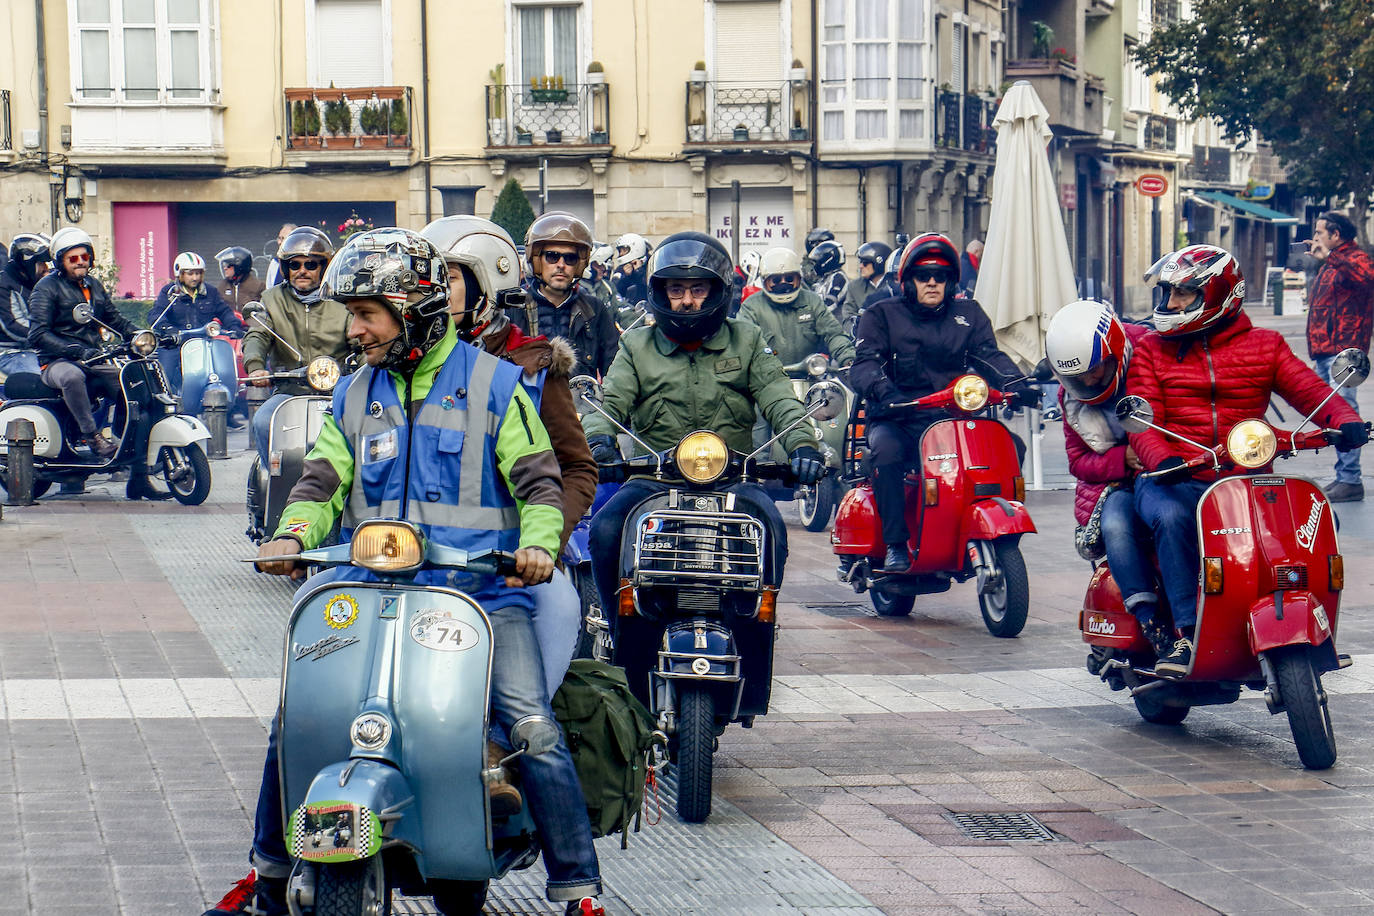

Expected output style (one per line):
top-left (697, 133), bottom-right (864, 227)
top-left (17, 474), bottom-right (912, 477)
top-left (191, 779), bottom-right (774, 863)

top-left (65, 252), bottom-right (92, 264)
top-left (765, 273), bottom-right (802, 287)
top-left (286, 259), bottom-right (324, 272)
top-left (911, 268), bottom-right (947, 284)
top-left (541, 250), bottom-right (581, 266)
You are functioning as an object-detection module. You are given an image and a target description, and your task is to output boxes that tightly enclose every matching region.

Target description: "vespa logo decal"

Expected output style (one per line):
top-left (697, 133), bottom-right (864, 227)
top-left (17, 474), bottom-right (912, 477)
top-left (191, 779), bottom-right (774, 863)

top-left (1210, 527), bottom-right (1251, 536)
top-left (1085, 615), bottom-right (1116, 635)
top-left (294, 634), bottom-right (360, 662)
top-left (1295, 494), bottom-right (1327, 552)
top-left (927, 453), bottom-right (958, 461)
top-left (410, 610), bottom-right (479, 652)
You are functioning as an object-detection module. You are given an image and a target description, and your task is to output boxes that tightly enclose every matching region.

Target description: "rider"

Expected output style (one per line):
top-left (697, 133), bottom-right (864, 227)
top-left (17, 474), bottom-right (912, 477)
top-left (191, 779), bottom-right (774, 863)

top-left (1129, 244), bottom-right (1366, 677)
top-left (510, 212), bottom-right (619, 379)
top-left (611, 232), bottom-right (650, 305)
top-left (149, 252), bottom-right (244, 391)
top-left (582, 231), bottom-right (825, 631)
top-left (839, 240), bottom-right (894, 329)
top-left (0, 233), bottom-right (51, 378)
top-left (215, 246), bottom-right (267, 310)
top-left (804, 239), bottom-right (849, 320)
top-left (803, 226), bottom-right (835, 256)
top-left (420, 214), bottom-right (599, 698)
top-left (850, 232), bottom-right (1036, 574)
top-left (736, 246), bottom-right (856, 367)
top-left (1046, 299), bottom-right (1173, 659)
top-left (205, 228), bottom-right (605, 916)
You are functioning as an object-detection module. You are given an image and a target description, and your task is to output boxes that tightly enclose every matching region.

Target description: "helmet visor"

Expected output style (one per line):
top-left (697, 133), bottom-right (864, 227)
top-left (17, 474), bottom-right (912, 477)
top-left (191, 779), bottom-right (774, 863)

top-left (1059, 355), bottom-right (1120, 403)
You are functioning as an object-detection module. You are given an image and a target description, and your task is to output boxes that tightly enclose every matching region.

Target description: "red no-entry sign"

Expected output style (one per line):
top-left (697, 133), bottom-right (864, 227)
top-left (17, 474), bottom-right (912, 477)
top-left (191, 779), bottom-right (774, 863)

top-left (1136, 174), bottom-right (1168, 197)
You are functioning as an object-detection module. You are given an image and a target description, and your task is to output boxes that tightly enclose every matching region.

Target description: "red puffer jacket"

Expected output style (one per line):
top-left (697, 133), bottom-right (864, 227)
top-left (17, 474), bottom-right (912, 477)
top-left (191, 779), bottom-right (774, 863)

top-left (1126, 310), bottom-right (1359, 480)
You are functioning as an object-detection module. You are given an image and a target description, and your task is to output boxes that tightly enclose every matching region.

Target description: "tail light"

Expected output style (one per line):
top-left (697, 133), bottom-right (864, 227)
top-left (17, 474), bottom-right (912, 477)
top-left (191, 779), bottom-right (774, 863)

top-left (1203, 557), bottom-right (1224, 594)
top-left (1330, 554), bottom-right (1345, 590)
top-left (924, 478), bottom-right (939, 506)
top-left (1013, 476), bottom-right (1025, 502)
top-left (618, 578), bottom-right (636, 616)
top-left (757, 587), bottom-right (778, 623)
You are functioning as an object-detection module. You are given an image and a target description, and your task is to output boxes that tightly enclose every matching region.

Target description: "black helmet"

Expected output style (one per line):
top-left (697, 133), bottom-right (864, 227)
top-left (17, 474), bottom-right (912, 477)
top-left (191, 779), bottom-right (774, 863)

top-left (7, 233), bottom-right (51, 288)
top-left (215, 246), bottom-right (253, 281)
top-left (854, 241), bottom-right (893, 272)
top-left (804, 227), bottom-right (835, 254)
top-left (646, 231), bottom-right (733, 343)
top-left (805, 240), bottom-right (845, 277)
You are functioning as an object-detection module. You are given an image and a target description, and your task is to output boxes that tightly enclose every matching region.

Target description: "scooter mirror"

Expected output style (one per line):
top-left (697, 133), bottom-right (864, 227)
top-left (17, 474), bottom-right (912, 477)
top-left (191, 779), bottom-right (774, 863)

top-left (805, 380), bottom-right (844, 422)
top-left (509, 714), bottom-right (562, 757)
top-left (72, 302), bottom-right (94, 324)
top-left (1330, 347), bottom-right (1370, 388)
top-left (1115, 395), bottom-right (1154, 433)
top-left (1033, 357), bottom-right (1055, 382)
top-left (569, 374), bottom-right (603, 408)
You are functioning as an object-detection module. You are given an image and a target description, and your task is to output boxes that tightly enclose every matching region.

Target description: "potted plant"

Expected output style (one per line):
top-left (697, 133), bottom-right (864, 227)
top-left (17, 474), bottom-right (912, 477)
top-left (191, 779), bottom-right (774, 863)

top-left (488, 64), bottom-right (506, 141)
top-left (688, 114), bottom-right (706, 142)
top-left (516, 125), bottom-right (533, 145)
top-left (387, 99), bottom-right (409, 146)
top-left (733, 123), bottom-right (750, 142)
top-left (790, 111), bottom-right (807, 141)
top-left (323, 97), bottom-right (352, 138)
top-left (690, 61), bottom-right (707, 85)
top-left (530, 75), bottom-right (569, 104)
top-left (357, 102), bottom-right (387, 147)
top-left (585, 61), bottom-right (605, 86)
top-left (544, 128), bottom-right (563, 144)
top-left (290, 98), bottom-right (323, 148)
top-left (589, 123), bottom-right (608, 144)
top-left (789, 57), bottom-right (806, 83)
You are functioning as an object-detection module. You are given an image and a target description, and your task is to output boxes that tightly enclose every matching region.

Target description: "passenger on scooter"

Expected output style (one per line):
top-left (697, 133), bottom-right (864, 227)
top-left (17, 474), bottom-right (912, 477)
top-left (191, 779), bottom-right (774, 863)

top-left (1129, 244), bottom-right (1366, 677)
top-left (26, 227), bottom-right (144, 459)
top-left (149, 251), bottom-right (244, 391)
top-left (611, 232), bottom-right (651, 307)
top-left (582, 231), bottom-right (825, 631)
top-left (207, 228), bottom-right (605, 916)
top-left (421, 214), bottom-right (599, 698)
top-left (850, 232), bottom-right (1037, 573)
top-left (0, 233), bottom-right (50, 379)
top-left (736, 246), bottom-right (856, 367)
top-left (1045, 299), bottom-right (1173, 658)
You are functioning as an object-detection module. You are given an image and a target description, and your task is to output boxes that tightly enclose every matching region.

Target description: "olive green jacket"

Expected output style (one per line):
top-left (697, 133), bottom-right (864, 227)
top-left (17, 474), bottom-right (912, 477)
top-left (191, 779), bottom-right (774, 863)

top-left (736, 288), bottom-right (856, 367)
top-left (242, 284), bottom-right (354, 393)
top-left (582, 318), bottom-right (820, 456)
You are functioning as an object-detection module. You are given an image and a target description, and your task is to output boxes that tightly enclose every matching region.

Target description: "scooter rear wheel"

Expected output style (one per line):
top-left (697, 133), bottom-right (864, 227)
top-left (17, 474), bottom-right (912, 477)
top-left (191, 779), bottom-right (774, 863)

top-left (1133, 689), bottom-right (1190, 725)
top-left (675, 687), bottom-right (716, 823)
top-left (1274, 647), bottom-right (1337, 770)
top-left (870, 584), bottom-right (915, 617)
top-left (430, 879), bottom-right (489, 915)
top-left (0, 472), bottom-right (52, 500)
top-left (315, 856), bottom-right (390, 916)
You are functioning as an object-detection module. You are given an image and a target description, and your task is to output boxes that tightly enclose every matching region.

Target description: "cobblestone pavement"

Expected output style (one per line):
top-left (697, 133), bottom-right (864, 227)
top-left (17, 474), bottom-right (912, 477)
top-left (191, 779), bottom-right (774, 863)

top-left (7, 305), bottom-right (1374, 914)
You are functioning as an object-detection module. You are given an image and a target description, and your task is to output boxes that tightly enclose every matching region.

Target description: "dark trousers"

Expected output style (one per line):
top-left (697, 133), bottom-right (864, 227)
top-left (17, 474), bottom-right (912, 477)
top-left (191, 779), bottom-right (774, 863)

top-left (39, 360), bottom-right (121, 437)
top-left (866, 420), bottom-right (929, 547)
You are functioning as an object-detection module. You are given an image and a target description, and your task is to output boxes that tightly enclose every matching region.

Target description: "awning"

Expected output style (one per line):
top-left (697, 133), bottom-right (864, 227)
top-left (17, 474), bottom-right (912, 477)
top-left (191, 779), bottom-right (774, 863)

top-left (1194, 189), bottom-right (1299, 224)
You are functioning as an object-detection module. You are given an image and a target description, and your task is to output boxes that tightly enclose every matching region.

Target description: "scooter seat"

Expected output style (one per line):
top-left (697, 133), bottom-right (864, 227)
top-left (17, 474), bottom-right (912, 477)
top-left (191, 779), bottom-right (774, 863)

top-left (3, 372), bottom-right (62, 400)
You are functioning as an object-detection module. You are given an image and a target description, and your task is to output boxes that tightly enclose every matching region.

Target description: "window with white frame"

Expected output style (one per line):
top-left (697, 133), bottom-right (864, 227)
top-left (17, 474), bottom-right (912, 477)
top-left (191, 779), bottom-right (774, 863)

top-left (73, 0), bottom-right (216, 102)
top-left (516, 3), bottom-right (581, 87)
top-left (819, 0), bottom-right (930, 145)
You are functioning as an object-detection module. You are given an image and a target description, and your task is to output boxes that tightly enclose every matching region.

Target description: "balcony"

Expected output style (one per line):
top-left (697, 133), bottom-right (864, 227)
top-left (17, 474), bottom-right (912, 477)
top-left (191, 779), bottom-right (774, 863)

top-left (1004, 60), bottom-right (1104, 137)
top-left (283, 87), bottom-right (413, 167)
top-left (68, 91), bottom-right (226, 169)
top-left (1186, 145), bottom-right (1233, 184)
top-left (936, 91), bottom-right (997, 155)
top-left (1143, 115), bottom-right (1178, 152)
top-left (484, 83), bottom-right (611, 154)
top-left (682, 80), bottom-right (812, 148)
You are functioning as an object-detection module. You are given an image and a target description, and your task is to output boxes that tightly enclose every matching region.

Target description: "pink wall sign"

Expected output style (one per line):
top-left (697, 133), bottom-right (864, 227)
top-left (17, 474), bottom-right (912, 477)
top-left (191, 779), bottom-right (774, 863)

top-left (112, 202), bottom-right (175, 298)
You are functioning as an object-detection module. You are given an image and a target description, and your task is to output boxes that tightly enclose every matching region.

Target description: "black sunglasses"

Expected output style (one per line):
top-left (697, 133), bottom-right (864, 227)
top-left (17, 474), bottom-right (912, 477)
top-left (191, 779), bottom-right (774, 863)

top-left (286, 259), bottom-right (323, 271)
top-left (541, 250), bottom-right (581, 266)
top-left (911, 268), bottom-right (947, 283)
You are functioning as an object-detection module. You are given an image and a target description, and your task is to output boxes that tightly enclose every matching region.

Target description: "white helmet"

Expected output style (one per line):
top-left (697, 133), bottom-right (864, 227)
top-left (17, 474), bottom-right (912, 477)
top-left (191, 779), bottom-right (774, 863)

top-left (173, 251), bottom-right (206, 276)
top-left (759, 247), bottom-right (805, 304)
top-left (590, 244), bottom-right (615, 271)
top-left (613, 233), bottom-right (650, 269)
top-left (1044, 299), bottom-right (1132, 406)
top-left (740, 249), bottom-right (762, 284)
top-left (50, 227), bottom-right (95, 267)
top-left (419, 215), bottom-right (525, 333)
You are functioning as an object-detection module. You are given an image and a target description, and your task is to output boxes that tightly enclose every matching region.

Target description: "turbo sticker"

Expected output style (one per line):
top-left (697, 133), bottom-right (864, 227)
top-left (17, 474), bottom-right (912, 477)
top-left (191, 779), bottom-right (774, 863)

top-left (324, 594), bottom-right (360, 630)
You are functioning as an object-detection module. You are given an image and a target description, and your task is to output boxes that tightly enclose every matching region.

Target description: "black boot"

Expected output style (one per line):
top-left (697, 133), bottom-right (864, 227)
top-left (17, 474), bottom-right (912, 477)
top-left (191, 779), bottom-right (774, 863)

top-left (1134, 604), bottom-right (1175, 659)
top-left (882, 544), bottom-right (912, 573)
top-left (127, 474), bottom-right (173, 501)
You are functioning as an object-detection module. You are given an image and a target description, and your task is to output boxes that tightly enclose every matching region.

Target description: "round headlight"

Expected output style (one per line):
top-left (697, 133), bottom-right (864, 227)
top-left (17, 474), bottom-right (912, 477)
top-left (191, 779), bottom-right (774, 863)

top-left (130, 330), bottom-right (158, 357)
top-left (804, 354), bottom-right (829, 378)
top-left (350, 520), bottom-right (425, 572)
top-left (952, 374), bottom-right (989, 412)
top-left (307, 356), bottom-right (341, 392)
top-left (674, 430), bottom-right (729, 485)
top-left (207, 320), bottom-right (222, 337)
top-left (1227, 419), bottom-right (1277, 469)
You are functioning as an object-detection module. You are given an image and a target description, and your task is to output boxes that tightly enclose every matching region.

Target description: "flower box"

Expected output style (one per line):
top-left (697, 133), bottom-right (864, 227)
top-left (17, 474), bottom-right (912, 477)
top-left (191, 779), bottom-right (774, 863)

top-left (529, 88), bottom-right (569, 104)
top-left (589, 130), bottom-right (609, 145)
top-left (732, 127), bottom-right (750, 142)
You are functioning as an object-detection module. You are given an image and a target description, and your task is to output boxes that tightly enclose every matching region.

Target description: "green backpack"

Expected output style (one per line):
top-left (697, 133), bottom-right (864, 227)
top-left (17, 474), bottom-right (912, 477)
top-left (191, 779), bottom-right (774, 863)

top-left (551, 659), bottom-right (661, 847)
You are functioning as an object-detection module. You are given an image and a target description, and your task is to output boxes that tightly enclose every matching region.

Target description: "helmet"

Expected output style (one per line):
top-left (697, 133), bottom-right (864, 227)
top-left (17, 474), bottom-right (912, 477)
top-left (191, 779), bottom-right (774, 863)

top-left (739, 249), bottom-right (762, 283)
top-left (646, 231), bottom-right (734, 343)
top-left (590, 244), bottom-right (615, 271)
top-left (525, 211), bottom-right (593, 276)
top-left (804, 227), bottom-right (835, 254)
top-left (759, 247), bottom-right (805, 305)
top-left (322, 228), bottom-right (450, 370)
top-left (1146, 244), bottom-right (1245, 337)
top-left (50, 227), bottom-right (95, 269)
top-left (277, 226), bottom-right (335, 267)
top-left (173, 252), bottom-right (206, 276)
top-left (613, 233), bottom-right (650, 269)
top-left (420, 215), bottom-right (524, 335)
top-left (897, 232), bottom-right (959, 304)
top-left (854, 240), bottom-right (893, 273)
top-left (215, 246), bottom-right (253, 280)
top-left (7, 233), bottom-right (51, 287)
top-left (805, 240), bottom-right (845, 277)
top-left (1044, 299), bottom-right (1132, 406)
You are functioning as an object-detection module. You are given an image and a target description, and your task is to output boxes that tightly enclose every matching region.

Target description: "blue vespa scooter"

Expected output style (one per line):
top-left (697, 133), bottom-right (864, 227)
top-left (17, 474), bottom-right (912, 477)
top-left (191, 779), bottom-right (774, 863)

top-left (176, 318), bottom-right (242, 416)
top-left (266, 519), bottom-right (563, 915)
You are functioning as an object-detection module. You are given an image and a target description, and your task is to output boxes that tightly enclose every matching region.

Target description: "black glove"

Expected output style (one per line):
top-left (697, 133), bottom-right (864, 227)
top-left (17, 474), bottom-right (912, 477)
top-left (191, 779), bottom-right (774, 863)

top-left (159, 332), bottom-right (181, 348)
top-left (789, 445), bottom-right (826, 485)
top-left (1335, 421), bottom-right (1370, 452)
top-left (1004, 384), bottom-right (1038, 411)
top-left (62, 342), bottom-right (92, 361)
top-left (587, 434), bottom-right (621, 465)
top-left (1151, 456), bottom-right (1195, 485)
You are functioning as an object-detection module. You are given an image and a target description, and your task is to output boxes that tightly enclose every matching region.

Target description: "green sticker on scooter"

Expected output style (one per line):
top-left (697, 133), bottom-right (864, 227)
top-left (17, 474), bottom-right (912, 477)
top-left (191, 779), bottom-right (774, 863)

top-left (288, 800), bottom-right (383, 863)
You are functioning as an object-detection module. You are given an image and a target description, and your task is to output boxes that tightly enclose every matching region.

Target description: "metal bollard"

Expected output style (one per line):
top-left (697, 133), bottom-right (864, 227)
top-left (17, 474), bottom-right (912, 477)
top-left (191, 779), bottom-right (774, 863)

top-left (5, 419), bottom-right (36, 506)
top-left (245, 385), bottom-right (270, 450)
top-left (203, 387), bottom-right (230, 460)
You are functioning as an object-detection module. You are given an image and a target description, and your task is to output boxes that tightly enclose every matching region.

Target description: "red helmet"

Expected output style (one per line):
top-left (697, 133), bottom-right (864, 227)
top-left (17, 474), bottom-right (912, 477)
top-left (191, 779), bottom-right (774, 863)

top-left (1145, 244), bottom-right (1244, 337)
top-left (898, 232), bottom-right (959, 278)
top-left (1044, 299), bottom-right (1131, 406)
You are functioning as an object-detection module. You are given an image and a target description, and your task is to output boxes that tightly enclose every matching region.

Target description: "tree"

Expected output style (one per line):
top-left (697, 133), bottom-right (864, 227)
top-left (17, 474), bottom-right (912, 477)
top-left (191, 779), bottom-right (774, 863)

top-left (490, 178), bottom-right (536, 245)
top-left (1134, 0), bottom-right (1374, 235)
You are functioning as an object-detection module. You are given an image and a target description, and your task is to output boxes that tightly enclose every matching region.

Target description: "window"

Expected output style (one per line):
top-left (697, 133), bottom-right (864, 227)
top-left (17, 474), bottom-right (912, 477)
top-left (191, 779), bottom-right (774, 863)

top-left (315, 0), bottom-right (386, 87)
top-left (518, 3), bottom-right (580, 87)
top-left (818, 0), bottom-right (930, 146)
top-left (73, 0), bottom-right (215, 102)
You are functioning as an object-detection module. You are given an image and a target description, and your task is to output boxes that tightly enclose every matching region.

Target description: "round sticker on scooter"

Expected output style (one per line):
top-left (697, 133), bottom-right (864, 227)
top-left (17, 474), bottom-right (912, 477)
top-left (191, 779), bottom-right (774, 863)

top-left (410, 609), bottom-right (479, 652)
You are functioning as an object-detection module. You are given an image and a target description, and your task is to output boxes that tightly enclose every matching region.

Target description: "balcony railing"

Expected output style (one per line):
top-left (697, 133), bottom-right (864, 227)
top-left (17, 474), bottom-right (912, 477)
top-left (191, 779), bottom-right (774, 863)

top-left (936, 91), bottom-right (997, 153)
top-left (1143, 114), bottom-right (1177, 151)
top-left (683, 80), bottom-right (812, 145)
top-left (1187, 145), bottom-right (1232, 183)
top-left (485, 83), bottom-right (611, 148)
top-left (1, 90), bottom-right (10, 151)
top-left (283, 87), bottom-right (413, 151)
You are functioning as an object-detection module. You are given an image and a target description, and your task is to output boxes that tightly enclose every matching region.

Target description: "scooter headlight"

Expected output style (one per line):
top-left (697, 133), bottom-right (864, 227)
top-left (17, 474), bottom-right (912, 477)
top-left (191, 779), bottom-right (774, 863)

top-left (307, 356), bottom-right (341, 392)
top-left (1226, 419), bottom-right (1277, 469)
top-left (207, 320), bottom-right (222, 338)
top-left (804, 353), bottom-right (829, 378)
top-left (350, 520), bottom-right (425, 573)
top-left (674, 430), bottom-right (729, 485)
top-left (130, 330), bottom-right (158, 357)
top-left (952, 374), bottom-right (989, 412)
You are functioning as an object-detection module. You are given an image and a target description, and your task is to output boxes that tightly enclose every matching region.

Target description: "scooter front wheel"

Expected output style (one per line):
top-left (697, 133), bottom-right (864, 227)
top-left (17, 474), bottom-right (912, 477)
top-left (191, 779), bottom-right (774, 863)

top-left (1274, 648), bottom-right (1337, 770)
top-left (315, 855), bottom-right (390, 916)
top-left (160, 444), bottom-right (212, 505)
top-left (675, 687), bottom-right (716, 823)
top-left (977, 540), bottom-right (1029, 638)
top-left (799, 478), bottom-right (839, 532)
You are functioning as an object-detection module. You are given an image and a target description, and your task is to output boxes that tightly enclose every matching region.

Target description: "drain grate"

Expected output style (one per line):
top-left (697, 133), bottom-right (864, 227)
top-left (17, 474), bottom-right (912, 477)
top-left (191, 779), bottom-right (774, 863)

top-left (804, 602), bottom-right (871, 618)
top-left (945, 812), bottom-right (1058, 842)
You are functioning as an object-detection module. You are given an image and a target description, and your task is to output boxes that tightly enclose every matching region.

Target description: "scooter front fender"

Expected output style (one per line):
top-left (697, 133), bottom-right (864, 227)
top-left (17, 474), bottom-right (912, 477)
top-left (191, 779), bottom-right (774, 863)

top-left (1247, 591), bottom-right (1339, 668)
top-left (288, 759), bottom-right (417, 865)
top-left (965, 498), bottom-right (1037, 541)
top-left (145, 414), bottom-right (211, 467)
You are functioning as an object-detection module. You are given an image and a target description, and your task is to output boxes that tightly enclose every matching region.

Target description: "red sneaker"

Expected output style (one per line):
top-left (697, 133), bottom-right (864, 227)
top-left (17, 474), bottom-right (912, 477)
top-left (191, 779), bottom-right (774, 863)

top-left (202, 869), bottom-right (287, 916)
top-left (565, 897), bottom-right (606, 916)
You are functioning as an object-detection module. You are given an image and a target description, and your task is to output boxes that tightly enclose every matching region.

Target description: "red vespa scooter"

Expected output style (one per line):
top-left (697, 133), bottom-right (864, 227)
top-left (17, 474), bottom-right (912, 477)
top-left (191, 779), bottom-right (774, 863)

top-left (1082, 350), bottom-right (1369, 770)
top-left (832, 373), bottom-right (1037, 636)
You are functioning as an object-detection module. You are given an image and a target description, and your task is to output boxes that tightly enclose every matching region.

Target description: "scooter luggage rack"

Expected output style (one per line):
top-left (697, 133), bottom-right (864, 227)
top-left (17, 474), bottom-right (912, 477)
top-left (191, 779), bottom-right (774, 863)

top-left (632, 509), bottom-right (765, 589)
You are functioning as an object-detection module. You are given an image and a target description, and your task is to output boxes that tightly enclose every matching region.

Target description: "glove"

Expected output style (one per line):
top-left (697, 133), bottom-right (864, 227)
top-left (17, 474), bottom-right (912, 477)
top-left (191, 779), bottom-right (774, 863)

top-left (587, 434), bottom-right (621, 465)
top-left (62, 342), bottom-right (87, 360)
top-left (1151, 456), bottom-right (1195, 485)
top-left (789, 445), bottom-right (826, 485)
top-left (159, 332), bottom-right (181, 348)
top-left (1335, 421), bottom-right (1370, 452)
top-left (1004, 385), bottom-right (1038, 411)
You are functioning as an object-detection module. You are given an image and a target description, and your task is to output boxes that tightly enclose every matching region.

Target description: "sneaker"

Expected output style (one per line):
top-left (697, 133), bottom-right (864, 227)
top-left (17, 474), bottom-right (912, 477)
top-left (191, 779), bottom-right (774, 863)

top-left (202, 869), bottom-right (287, 916)
top-left (1326, 481), bottom-right (1364, 503)
top-left (566, 898), bottom-right (607, 916)
top-left (1154, 637), bottom-right (1194, 679)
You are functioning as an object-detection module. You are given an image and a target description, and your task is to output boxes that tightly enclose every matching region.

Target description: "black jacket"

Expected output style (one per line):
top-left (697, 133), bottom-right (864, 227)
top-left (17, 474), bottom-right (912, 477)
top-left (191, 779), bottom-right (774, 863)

top-left (148, 282), bottom-right (244, 335)
top-left (0, 263), bottom-right (34, 347)
top-left (511, 280), bottom-right (620, 378)
top-left (28, 271), bottom-right (141, 362)
top-left (851, 294), bottom-right (1022, 407)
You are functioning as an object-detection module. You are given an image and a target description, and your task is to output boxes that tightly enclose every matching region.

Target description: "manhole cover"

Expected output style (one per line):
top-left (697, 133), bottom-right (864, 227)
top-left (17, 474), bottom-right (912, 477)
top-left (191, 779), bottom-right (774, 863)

top-left (945, 812), bottom-right (1057, 842)
top-left (804, 603), bottom-right (870, 618)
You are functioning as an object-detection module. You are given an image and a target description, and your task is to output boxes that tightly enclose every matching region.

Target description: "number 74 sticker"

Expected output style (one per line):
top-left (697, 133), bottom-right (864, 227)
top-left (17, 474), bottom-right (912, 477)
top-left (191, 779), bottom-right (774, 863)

top-left (409, 609), bottom-right (479, 652)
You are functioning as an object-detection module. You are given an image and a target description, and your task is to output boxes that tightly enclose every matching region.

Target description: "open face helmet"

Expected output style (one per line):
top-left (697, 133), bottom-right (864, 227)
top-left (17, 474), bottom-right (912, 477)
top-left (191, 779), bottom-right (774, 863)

top-left (173, 251), bottom-right (206, 277)
top-left (277, 227), bottom-right (335, 268)
top-left (1145, 245), bottom-right (1244, 337)
top-left (646, 231), bottom-right (734, 343)
top-left (1044, 299), bottom-right (1131, 406)
top-left (613, 233), bottom-right (650, 270)
top-left (896, 232), bottom-right (959, 304)
top-left (855, 240), bottom-right (893, 274)
top-left (7, 233), bottom-right (51, 287)
top-left (50, 227), bottom-right (96, 270)
top-left (524, 211), bottom-right (593, 278)
top-left (420, 215), bottom-right (524, 336)
top-left (759, 247), bottom-right (805, 304)
top-left (215, 246), bottom-right (253, 281)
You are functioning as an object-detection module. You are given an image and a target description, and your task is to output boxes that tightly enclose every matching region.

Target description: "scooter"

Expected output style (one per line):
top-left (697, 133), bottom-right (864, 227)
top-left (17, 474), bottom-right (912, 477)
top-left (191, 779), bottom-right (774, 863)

top-left (0, 307), bottom-right (212, 503)
top-left (832, 372), bottom-right (1037, 635)
top-left (261, 518), bottom-right (562, 915)
top-left (770, 354), bottom-right (856, 531)
top-left (574, 373), bottom-right (845, 822)
top-left (1080, 349), bottom-right (1370, 769)
top-left (174, 319), bottom-right (242, 417)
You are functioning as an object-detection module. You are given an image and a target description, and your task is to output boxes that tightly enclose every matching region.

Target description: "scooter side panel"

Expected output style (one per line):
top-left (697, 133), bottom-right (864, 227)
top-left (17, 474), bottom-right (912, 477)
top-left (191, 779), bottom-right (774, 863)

top-left (1194, 479), bottom-right (1267, 682)
top-left (0, 405), bottom-right (64, 458)
top-left (179, 339), bottom-right (212, 413)
top-left (832, 483), bottom-right (882, 556)
top-left (1079, 565), bottom-right (1149, 651)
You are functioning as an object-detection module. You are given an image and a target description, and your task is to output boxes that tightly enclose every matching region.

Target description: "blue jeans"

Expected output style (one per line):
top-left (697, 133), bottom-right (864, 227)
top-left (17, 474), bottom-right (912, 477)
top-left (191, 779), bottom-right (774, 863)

top-left (1134, 477), bottom-right (1210, 628)
top-left (1314, 355), bottom-right (1362, 484)
top-left (251, 603), bottom-right (601, 900)
top-left (1099, 488), bottom-right (1158, 618)
top-left (0, 348), bottom-right (40, 379)
top-left (530, 568), bottom-right (580, 699)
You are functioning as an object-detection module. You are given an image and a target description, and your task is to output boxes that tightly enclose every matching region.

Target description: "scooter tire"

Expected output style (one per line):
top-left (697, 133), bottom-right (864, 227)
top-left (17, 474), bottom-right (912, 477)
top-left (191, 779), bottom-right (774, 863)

top-left (675, 687), bottom-right (716, 823)
top-left (430, 879), bottom-right (489, 916)
top-left (870, 585), bottom-right (915, 617)
top-left (571, 565), bottom-right (602, 661)
top-left (315, 856), bottom-right (390, 916)
top-left (161, 444), bottom-right (212, 506)
top-left (979, 540), bottom-right (1029, 638)
top-left (1133, 690), bottom-right (1190, 725)
top-left (1274, 648), bottom-right (1337, 770)
top-left (799, 478), bottom-right (839, 532)
top-left (0, 472), bottom-right (53, 500)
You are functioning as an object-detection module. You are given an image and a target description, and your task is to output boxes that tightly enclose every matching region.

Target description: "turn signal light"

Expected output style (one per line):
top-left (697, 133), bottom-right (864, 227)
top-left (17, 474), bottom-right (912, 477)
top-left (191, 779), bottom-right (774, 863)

top-left (618, 578), bottom-right (636, 616)
top-left (1013, 476), bottom-right (1025, 502)
top-left (924, 478), bottom-right (939, 506)
top-left (1330, 554), bottom-right (1345, 591)
top-left (758, 587), bottom-right (778, 623)
top-left (1203, 557), bottom-right (1224, 594)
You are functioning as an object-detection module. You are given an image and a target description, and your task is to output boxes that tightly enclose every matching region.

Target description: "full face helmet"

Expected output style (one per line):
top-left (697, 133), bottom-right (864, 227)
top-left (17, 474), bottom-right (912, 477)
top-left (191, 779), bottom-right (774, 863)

top-left (805, 240), bottom-right (845, 277)
top-left (420, 215), bottom-right (524, 337)
top-left (896, 232), bottom-right (960, 305)
top-left (803, 227), bottom-right (835, 254)
top-left (1145, 244), bottom-right (1245, 337)
top-left (215, 246), bottom-right (253, 281)
top-left (759, 247), bottom-right (805, 304)
top-left (7, 233), bottom-right (51, 287)
top-left (1044, 299), bottom-right (1132, 406)
top-left (645, 231), bottom-right (734, 343)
